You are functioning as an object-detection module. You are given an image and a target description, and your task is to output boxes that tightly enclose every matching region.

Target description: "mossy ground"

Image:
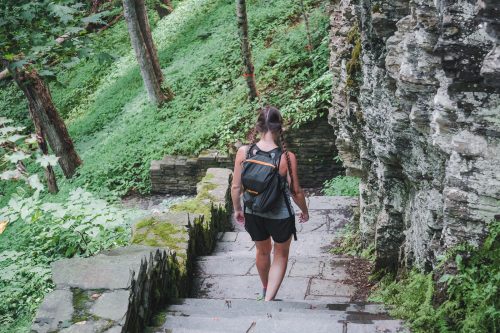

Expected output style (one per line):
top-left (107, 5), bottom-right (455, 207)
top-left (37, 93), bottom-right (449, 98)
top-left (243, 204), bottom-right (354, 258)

top-left (132, 217), bottom-right (187, 253)
top-left (170, 173), bottom-right (220, 218)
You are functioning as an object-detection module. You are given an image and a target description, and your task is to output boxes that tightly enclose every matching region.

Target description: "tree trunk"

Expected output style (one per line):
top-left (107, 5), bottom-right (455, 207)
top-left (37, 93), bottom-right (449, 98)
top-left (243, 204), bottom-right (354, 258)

top-left (9, 68), bottom-right (82, 179)
top-left (155, 0), bottom-right (173, 18)
top-left (299, 0), bottom-right (313, 52)
top-left (236, 0), bottom-right (258, 101)
top-left (34, 125), bottom-right (59, 194)
top-left (123, 0), bottom-right (173, 104)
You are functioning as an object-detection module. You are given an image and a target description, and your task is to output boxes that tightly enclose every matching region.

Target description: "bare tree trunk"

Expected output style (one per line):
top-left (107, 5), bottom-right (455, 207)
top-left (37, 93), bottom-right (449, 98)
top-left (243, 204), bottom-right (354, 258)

top-left (155, 0), bottom-right (173, 18)
top-left (34, 124), bottom-right (59, 193)
top-left (123, 0), bottom-right (173, 104)
top-left (299, 0), bottom-right (313, 52)
top-left (236, 0), bottom-right (258, 101)
top-left (9, 68), bottom-right (82, 179)
top-left (136, 0), bottom-right (174, 100)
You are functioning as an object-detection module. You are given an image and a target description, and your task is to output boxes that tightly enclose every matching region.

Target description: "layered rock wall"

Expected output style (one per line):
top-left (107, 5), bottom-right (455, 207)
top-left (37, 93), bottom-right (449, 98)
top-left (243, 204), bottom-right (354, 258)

top-left (329, 0), bottom-right (500, 272)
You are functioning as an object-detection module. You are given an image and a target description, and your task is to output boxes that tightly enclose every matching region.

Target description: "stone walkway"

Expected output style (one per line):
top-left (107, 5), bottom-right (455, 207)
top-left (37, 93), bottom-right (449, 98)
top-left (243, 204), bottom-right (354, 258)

top-left (151, 196), bottom-right (409, 332)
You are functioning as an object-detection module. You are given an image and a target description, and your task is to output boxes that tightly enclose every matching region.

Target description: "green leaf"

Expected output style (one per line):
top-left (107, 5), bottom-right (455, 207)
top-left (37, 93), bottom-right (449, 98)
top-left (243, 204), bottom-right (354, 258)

top-left (5, 151), bottom-right (30, 164)
top-left (10, 59), bottom-right (29, 69)
top-left (0, 170), bottom-right (22, 180)
top-left (456, 254), bottom-right (463, 268)
top-left (438, 274), bottom-right (452, 284)
top-left (36, 155), bottom-right (59, 168)
top-left (81, 11), bottom-right (111, 25)
top-left (96, 52), bottom-right (115, 64)
top-left (49, 4), bottom-right (76, 24)
top-left (6, 134), bottom-right (26, 143)
top-left (27, 174), bottom-right (44, 192)
top-left (38, 69), bottom-right (55, 77)
top-left (4, 53), bottom-right (16, 61)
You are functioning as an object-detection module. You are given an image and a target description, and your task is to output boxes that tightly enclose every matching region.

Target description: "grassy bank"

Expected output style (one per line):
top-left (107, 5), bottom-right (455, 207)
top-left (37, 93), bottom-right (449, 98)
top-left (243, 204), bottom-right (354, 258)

top-left (0, 0), bottom-right (332, 331)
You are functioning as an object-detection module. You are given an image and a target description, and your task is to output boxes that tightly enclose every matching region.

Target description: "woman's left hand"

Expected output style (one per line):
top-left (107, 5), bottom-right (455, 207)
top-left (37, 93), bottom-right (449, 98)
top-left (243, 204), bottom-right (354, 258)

top-left (234, 210), bottom-right (245, 225)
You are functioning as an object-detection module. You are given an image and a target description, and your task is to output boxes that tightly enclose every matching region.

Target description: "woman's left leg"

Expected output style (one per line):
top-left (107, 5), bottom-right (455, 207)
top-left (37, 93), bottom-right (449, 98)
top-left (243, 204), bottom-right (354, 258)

top-left (264, 235), bottom-right (292, 301)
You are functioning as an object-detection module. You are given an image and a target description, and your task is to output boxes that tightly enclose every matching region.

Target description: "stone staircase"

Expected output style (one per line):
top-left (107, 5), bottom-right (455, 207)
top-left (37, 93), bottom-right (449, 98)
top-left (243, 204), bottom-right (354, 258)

top-left (149, 196), bottom-right (409, 333)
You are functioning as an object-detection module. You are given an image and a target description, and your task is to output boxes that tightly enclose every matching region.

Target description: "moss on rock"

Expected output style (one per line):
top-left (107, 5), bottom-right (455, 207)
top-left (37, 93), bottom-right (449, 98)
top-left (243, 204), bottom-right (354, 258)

top-left (132, 217), bottom-right (188, 255)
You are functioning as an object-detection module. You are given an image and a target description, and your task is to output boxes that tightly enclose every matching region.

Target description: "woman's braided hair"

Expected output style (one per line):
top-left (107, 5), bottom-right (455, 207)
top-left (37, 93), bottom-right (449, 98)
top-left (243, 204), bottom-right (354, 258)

top-left (249, 106), bottom-right (296, 195)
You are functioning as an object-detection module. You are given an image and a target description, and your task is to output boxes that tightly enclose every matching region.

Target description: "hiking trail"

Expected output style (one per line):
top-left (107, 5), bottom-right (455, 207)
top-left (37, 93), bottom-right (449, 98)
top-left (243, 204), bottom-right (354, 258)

top-left (148, 196), bottom-right (409, 333)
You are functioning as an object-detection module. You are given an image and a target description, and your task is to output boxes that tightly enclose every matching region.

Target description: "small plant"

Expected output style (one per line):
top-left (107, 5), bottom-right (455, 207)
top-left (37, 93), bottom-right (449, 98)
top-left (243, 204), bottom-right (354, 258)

top-left (330, 221), bottom-right (362, 255)
top-left (322, 175), bottom-right (360, 196)
top-left (370, 219), bottom-right (500, 333)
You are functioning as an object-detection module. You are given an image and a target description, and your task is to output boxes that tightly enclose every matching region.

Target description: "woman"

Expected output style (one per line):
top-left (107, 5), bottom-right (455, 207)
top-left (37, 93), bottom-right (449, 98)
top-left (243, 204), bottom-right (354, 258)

top-left (231, 106), bottom-right (309, 302)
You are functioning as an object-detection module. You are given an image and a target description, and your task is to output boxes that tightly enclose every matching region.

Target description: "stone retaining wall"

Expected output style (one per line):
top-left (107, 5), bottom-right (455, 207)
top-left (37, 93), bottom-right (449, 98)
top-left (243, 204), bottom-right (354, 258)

top-left (150, 115), bottom-right (343, 194)
top-left (31, 168), bottom-right (233, 333)
top-left (150, 150), bottom-right (232, 194)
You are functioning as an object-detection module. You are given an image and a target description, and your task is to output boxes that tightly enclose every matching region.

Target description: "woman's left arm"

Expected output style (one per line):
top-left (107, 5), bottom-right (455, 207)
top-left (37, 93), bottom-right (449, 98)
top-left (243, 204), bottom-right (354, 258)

top-left (231, 146), bottom-right (247, 224)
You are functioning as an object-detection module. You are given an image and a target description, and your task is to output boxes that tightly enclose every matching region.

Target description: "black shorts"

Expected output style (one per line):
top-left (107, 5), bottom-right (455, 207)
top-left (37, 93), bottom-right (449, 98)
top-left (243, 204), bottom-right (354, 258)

top-left (244, 213), bottom-right (297, 243)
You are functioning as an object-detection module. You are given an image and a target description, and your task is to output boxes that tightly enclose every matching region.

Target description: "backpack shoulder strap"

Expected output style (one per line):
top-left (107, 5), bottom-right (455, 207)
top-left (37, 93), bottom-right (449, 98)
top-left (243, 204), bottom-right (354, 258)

top-left (274, 148), bottom-right (284, 168)
top-left (246, 143), bottom-right (257, 159)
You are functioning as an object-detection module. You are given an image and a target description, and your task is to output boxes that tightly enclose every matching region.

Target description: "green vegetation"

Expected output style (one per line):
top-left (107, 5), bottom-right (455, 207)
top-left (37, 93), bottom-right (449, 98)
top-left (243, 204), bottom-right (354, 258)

top-left (1, 2), bottom-right (332, 330)
top-left (330, 217), bottom-right (375, 261)
top-left (345, 24), bottom-right (361, 94)
top-left (170, 173), bottom-right (220, 218)
top-left (0, 188), bottom-right (133, 331)
top-left (132, 217), bottom-right (186, 251)
top-left (322, 175), bottom-right (360, 196)
top-left (370, 219), bottom-right (500, 333)
top-left (58, 0), bottom-right (330, 199)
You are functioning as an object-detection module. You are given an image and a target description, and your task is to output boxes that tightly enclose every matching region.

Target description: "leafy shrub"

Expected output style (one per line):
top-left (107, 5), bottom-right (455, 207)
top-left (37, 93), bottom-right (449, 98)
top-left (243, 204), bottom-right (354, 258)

top-left (322, 175), bottom-right (360, 196)
top-left (0, 188), bottom-right (134, 331)
top-left (370, 219), bottom-right (500, 333)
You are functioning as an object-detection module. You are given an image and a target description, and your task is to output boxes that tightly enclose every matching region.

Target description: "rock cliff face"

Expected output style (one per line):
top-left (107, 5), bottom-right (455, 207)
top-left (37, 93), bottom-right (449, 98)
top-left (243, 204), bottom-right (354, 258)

top-left (329, 0), bottom-right (500, 272)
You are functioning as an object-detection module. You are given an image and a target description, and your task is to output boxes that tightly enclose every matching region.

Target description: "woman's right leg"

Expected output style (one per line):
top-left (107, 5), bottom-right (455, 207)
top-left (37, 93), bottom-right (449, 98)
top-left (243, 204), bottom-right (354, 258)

top-left (254, 238), bottom-right (272, 293)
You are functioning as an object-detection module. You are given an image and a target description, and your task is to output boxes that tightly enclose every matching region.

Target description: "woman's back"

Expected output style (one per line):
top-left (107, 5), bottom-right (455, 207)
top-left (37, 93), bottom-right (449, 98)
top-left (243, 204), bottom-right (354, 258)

top-left (243, 144), bottom-right (294, 219)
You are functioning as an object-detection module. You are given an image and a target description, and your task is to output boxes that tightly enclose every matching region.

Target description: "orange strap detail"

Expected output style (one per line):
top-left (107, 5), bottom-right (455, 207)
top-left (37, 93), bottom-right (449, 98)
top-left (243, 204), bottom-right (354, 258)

top-left (245, 159), bottom-right (276, 168)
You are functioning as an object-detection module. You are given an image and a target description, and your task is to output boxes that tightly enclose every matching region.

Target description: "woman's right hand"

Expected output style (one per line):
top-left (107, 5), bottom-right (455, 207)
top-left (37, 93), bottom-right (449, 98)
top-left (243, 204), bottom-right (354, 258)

top-left (234, 210), bottom-right (245, 225)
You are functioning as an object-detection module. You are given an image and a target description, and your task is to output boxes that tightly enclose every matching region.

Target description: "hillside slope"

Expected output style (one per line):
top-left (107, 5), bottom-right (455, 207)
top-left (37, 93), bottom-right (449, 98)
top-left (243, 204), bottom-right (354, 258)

top-left (2, 0), bottom-right (331, 200)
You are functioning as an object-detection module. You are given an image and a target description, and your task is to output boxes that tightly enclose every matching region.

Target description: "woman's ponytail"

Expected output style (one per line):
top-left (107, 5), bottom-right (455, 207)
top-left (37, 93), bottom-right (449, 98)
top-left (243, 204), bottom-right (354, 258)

top-left (280, 129), bottom-right (295, 195)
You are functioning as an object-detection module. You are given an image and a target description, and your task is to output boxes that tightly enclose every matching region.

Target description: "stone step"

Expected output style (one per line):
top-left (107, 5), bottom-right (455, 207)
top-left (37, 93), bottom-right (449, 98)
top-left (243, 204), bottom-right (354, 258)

top-left (152, 329), bottom-right (227, 333)
top-left (150, 299), bottom-right (408, 333)
top-left (167, 309), bottom-right (348, 321)
top-left (194, 255), bottom-right (349, 280)
top-left (153, 314), bottom-right (407, 333)
top-left (155, 314), bottom-right (345, 333)
top-left (192, 274), bottom-right (356, 300)
top-left (211, 233), bottom-right (336, 257)
top-left (164, 300), bottom-right (390, 322)
top-left (166, 298), bottom-right (388, 315)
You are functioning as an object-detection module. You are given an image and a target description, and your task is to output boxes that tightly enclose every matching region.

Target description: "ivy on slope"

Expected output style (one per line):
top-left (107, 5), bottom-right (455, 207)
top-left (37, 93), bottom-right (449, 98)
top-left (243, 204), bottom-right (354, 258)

top-left (58, 0), bottom-right (331, 198)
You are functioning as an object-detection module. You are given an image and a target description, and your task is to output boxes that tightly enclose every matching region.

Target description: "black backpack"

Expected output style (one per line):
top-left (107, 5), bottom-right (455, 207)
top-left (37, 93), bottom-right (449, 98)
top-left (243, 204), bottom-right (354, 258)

top-left (241, 144), bottom-right (292, 214)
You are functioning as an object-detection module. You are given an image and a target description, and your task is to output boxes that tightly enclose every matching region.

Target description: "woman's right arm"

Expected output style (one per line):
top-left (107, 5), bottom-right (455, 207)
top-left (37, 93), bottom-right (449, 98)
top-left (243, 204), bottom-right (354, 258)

top-left (231, 146), bottom-right (247, 224)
